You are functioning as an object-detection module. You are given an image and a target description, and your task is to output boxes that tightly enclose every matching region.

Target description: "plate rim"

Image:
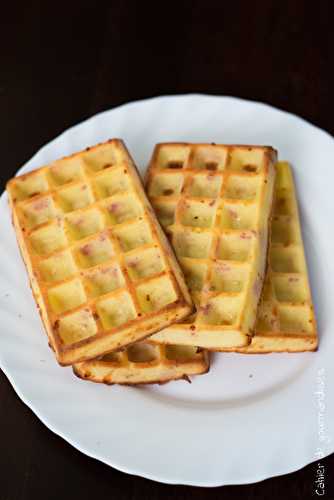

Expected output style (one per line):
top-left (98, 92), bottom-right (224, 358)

top-left (0, 93), bottom-right (333, 487)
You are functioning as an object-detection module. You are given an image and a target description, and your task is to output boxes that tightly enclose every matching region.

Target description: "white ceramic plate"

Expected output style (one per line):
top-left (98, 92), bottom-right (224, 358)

top-left (0, 95), bottom-right (333, 487)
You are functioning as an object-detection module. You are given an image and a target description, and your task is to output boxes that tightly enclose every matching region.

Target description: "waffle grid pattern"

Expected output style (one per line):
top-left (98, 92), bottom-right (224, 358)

top-left (237, 162), bottom-right (318, 352)
top-left (7, 140), bottom-right (192, 364)
top-left (74, 341), bottom-right (209, 384)
top-left (147, 143), bottom-right (276, 349)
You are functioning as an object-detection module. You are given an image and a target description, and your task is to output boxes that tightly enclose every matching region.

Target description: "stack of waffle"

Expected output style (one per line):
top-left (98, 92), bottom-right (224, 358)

top-left (6, 140), bottom-right (317, 386)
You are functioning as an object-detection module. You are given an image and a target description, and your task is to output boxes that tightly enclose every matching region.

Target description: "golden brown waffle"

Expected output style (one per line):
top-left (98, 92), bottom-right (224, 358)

top-left (73, 341), bottom-right (209, 385)
top-left (7, 140), bottom-right (193, 366)
top-left (233, 162), bottom-right (318, 352)
top-left (146, 143), bottom-right (276, 349)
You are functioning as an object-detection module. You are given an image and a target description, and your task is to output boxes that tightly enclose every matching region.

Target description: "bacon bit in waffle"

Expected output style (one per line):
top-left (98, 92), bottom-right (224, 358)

top-left (240, 231), bottom-right (252, 239)
top-left (73, 216), bottom-right (84, 226)
top-left (253, 275), bottom-right (262, 296)
top-left (128, 258), bottom-right (138, 268)
top-left (99, 231), bottom-right (108, 241)
top-left (243, 164), bottom-right (257, 173)
top-left (33, 198), bottom-right (49, 211)
top-left (228, 208), bottom-right (238, 219)
top-left (217, 262), bottom-right (231, 272)
top-left (109, 202), bottom-right (120, 213)
top-left (163, 189), bottom-right (174, 195)
top-left (29, 192), bottom-right (40, 198)
top-left (100, 267), bottom-right (110, 275)
top-left (81, 244), bottom-right (93, 256)
top-left (201, 303), bottom-right (212, 315)
top-left (103, 163), bottom-right (112, 169)
top-left (209, 200), bottom-right (216, 207)
top-left (146, 294), bottom-right (151, 301)
top-left (190, 325), bottom-right (196, 331)
top-left (202, 284), bottom-right (211, 294)
top-left (289, 276), bottom-right (299, 282)
top-left (93, 312), bottom-right (99, 321)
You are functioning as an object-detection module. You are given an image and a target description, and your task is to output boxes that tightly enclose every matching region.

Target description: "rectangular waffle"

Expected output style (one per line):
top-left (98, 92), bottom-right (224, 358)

top-left (7, 139), bottom-right (193, 365)
top-left (233, 162), bottom-right (318, 352)
top-left (146, 143), bottom-right (276, 349)
top-left (73, 341), bottom-right (209, 385)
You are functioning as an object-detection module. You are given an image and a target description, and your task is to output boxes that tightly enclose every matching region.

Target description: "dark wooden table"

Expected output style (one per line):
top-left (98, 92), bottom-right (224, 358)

top-left (1, 2), bottom-right (333, 499)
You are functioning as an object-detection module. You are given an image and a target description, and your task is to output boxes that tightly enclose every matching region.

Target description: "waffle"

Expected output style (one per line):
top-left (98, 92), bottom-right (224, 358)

top-left (233, 162), bottom-right (318, 352)
top-left (73, 341), bottom-right (209, 385)
top-left (146, 143), bottom-right (276, 349)
top-left (7, 140), bottom-right (193, 366)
